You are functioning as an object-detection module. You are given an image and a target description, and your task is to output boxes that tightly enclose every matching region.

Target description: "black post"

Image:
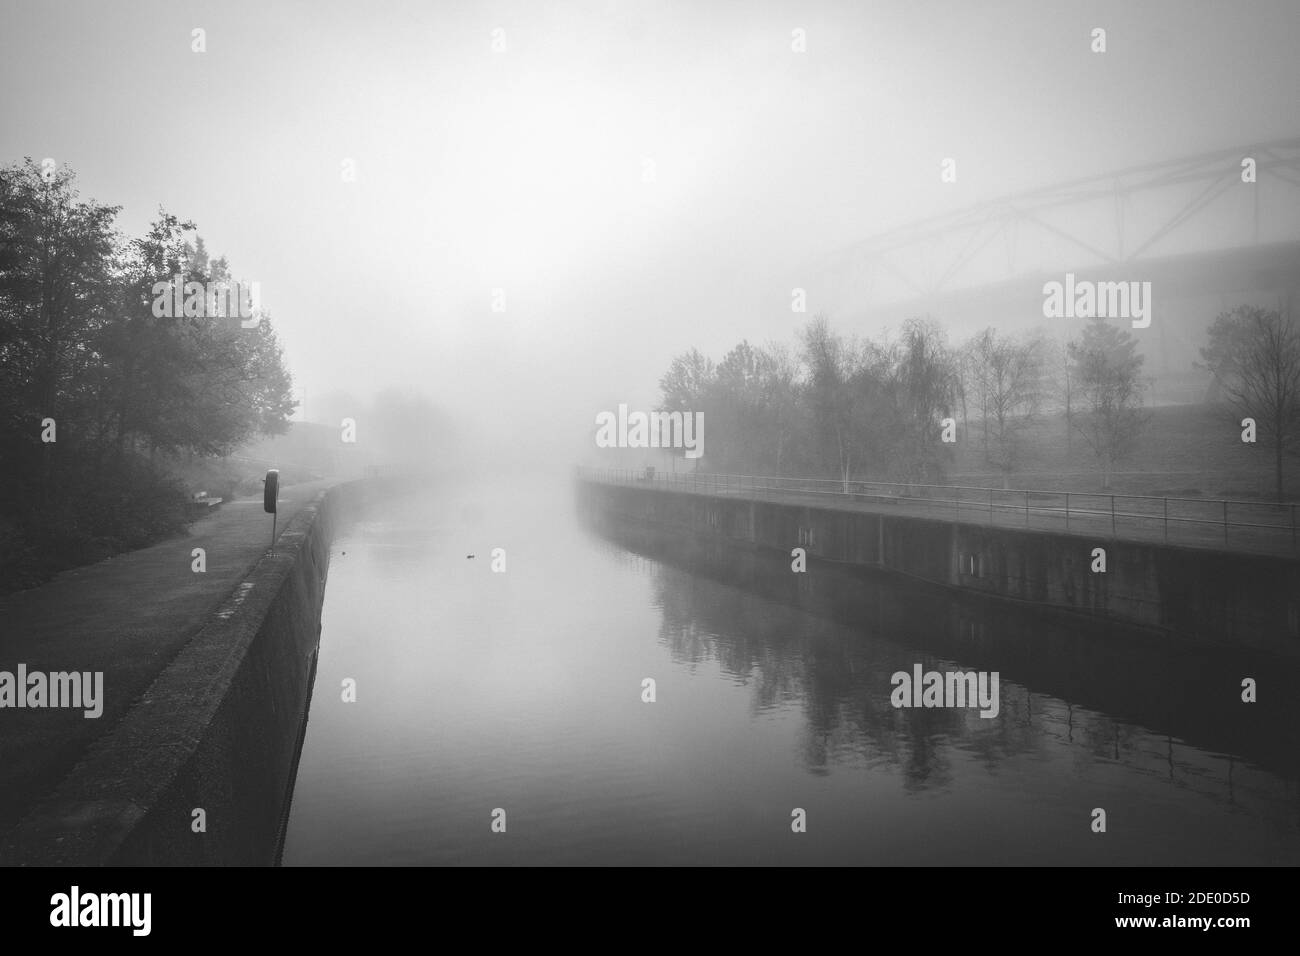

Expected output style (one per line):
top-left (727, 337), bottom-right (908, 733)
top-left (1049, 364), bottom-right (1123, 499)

top-left (264, 468), bottom-right (280, 553)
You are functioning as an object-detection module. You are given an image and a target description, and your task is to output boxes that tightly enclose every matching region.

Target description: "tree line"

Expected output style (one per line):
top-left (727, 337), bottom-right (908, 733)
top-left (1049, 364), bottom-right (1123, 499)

top-left (658, 301), bottom-right (1300, 500)
top-left (0, 159), bottom-right (295, 589)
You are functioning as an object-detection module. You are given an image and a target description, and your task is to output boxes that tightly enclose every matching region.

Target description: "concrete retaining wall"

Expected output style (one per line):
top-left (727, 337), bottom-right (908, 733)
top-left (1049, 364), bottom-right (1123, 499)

top-left (1, 480), bottom-right (366, 866)
top-left (582, 479), bottom-right (1300, 658)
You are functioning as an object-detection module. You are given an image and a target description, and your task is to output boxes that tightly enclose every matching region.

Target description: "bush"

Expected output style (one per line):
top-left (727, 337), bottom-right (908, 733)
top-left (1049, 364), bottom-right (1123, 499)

top-left (0, 453), bottom-right (191, 593)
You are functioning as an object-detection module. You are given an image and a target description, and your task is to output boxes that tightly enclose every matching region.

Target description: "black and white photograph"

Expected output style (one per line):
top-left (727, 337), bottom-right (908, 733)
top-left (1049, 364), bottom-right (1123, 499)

top-left (0, 0), bottom-right (1296, 932)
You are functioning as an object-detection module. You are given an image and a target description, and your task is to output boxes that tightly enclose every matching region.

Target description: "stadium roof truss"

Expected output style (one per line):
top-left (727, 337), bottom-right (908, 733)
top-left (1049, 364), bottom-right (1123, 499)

top-left (823, 138), bottom-right (1300, 305)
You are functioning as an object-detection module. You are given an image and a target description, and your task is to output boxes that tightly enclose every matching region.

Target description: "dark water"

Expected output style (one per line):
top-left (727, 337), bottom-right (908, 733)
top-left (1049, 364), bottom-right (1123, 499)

top-left (281, 478), bottom-right (1300, 866)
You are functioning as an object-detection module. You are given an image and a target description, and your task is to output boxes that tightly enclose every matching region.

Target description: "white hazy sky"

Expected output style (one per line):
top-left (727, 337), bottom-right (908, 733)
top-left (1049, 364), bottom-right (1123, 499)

top-left (3, 0), bottom-right (1298, 462)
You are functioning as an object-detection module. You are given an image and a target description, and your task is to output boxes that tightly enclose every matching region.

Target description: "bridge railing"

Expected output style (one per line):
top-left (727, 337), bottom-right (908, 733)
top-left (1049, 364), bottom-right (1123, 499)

top-left (576, 467), bottom-right (1299, 557)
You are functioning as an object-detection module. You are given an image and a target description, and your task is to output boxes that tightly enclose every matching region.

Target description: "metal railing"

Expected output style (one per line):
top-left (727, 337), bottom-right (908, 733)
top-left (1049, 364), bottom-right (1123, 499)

top-left (576, 467), bottom-right (1300, 558)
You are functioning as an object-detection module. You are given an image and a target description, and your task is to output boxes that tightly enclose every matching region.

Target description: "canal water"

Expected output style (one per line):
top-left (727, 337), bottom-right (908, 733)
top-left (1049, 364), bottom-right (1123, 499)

top-left (281, 478), bottom-right (1300, 866)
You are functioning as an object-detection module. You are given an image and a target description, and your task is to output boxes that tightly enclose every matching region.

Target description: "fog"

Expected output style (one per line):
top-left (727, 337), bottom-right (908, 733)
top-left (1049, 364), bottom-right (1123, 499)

top-left (3, 0), bottom-right (1299, 472)
top-left (6, 0), bottom-right (1300, 881)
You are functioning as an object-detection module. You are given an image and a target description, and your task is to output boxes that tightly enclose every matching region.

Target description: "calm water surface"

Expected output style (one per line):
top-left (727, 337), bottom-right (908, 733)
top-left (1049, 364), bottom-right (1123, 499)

top-left (282, 478), bottom-right (1300, 865)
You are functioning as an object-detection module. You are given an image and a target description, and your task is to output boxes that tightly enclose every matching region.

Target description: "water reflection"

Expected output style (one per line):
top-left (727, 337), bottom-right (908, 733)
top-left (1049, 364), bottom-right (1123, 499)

top-left (587, 509), bottom-right (1300, 828)
top-left (280, 482), bottom-right (1300, 865)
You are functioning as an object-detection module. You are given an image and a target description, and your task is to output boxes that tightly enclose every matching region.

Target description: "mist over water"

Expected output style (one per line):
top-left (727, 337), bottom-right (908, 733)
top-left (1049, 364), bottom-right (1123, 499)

top-left (5, 0), bottom-right (1300, 895)
top-left (282, 479), bottom-right (1299, 866)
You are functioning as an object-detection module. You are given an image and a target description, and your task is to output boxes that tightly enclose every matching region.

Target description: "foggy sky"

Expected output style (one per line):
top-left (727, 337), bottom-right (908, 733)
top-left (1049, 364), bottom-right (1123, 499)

top-left (3, 0), bottom-right (1298, 467)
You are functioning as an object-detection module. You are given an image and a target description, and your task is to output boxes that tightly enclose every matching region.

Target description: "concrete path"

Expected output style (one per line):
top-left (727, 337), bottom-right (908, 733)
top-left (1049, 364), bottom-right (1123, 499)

top-left (0, 478), bottom-right (338, 841)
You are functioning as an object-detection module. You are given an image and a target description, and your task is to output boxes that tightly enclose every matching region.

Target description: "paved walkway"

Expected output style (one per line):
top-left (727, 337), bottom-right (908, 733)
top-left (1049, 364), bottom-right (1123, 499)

top-left (0, 479), bottom-right (338, 840)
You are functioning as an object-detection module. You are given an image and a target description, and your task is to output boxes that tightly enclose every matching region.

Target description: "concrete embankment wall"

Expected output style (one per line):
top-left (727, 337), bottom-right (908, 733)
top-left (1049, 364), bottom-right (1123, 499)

top-left (1, 479), bottom-right (378, 866)
top-left (582, 480), bottom-right (1300, 658)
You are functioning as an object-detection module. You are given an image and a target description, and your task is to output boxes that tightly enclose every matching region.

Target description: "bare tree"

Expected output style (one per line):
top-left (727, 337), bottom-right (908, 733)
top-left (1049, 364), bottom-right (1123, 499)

top-left (656, 347), bottom-right (715, 473)
top-left (964, 327), bottom-right (1045, 487)
top-left (755, 342), bottom-right (803, 476)
top-left (953, 347), bottom-right (971, 440)
top-left (888, 317), bottom-right (957, 485)
top-left (962, 330), bottom-right (993, 460)
top-left (1199, 301), bottom-right (1300, 501)
top-left (658, 347), bottom-right (715, 413)
top-left (1067, 316), bottom-right (1148, 488)
top-left (1025, 329), bottom-right (1078, 454)
top-left (1061, 343), bottom-right (1075, 454)
top-left (800, 315), bottom-right (866, 492)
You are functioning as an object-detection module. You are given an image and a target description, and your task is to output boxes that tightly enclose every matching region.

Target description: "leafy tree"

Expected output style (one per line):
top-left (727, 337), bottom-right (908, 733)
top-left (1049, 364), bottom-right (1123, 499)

top-left (96, 213), bottom-right (294, 458)
top-left (0, 158), bottom-right (296, 588)
top-left (0, 159), bottom-right (120, 508)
